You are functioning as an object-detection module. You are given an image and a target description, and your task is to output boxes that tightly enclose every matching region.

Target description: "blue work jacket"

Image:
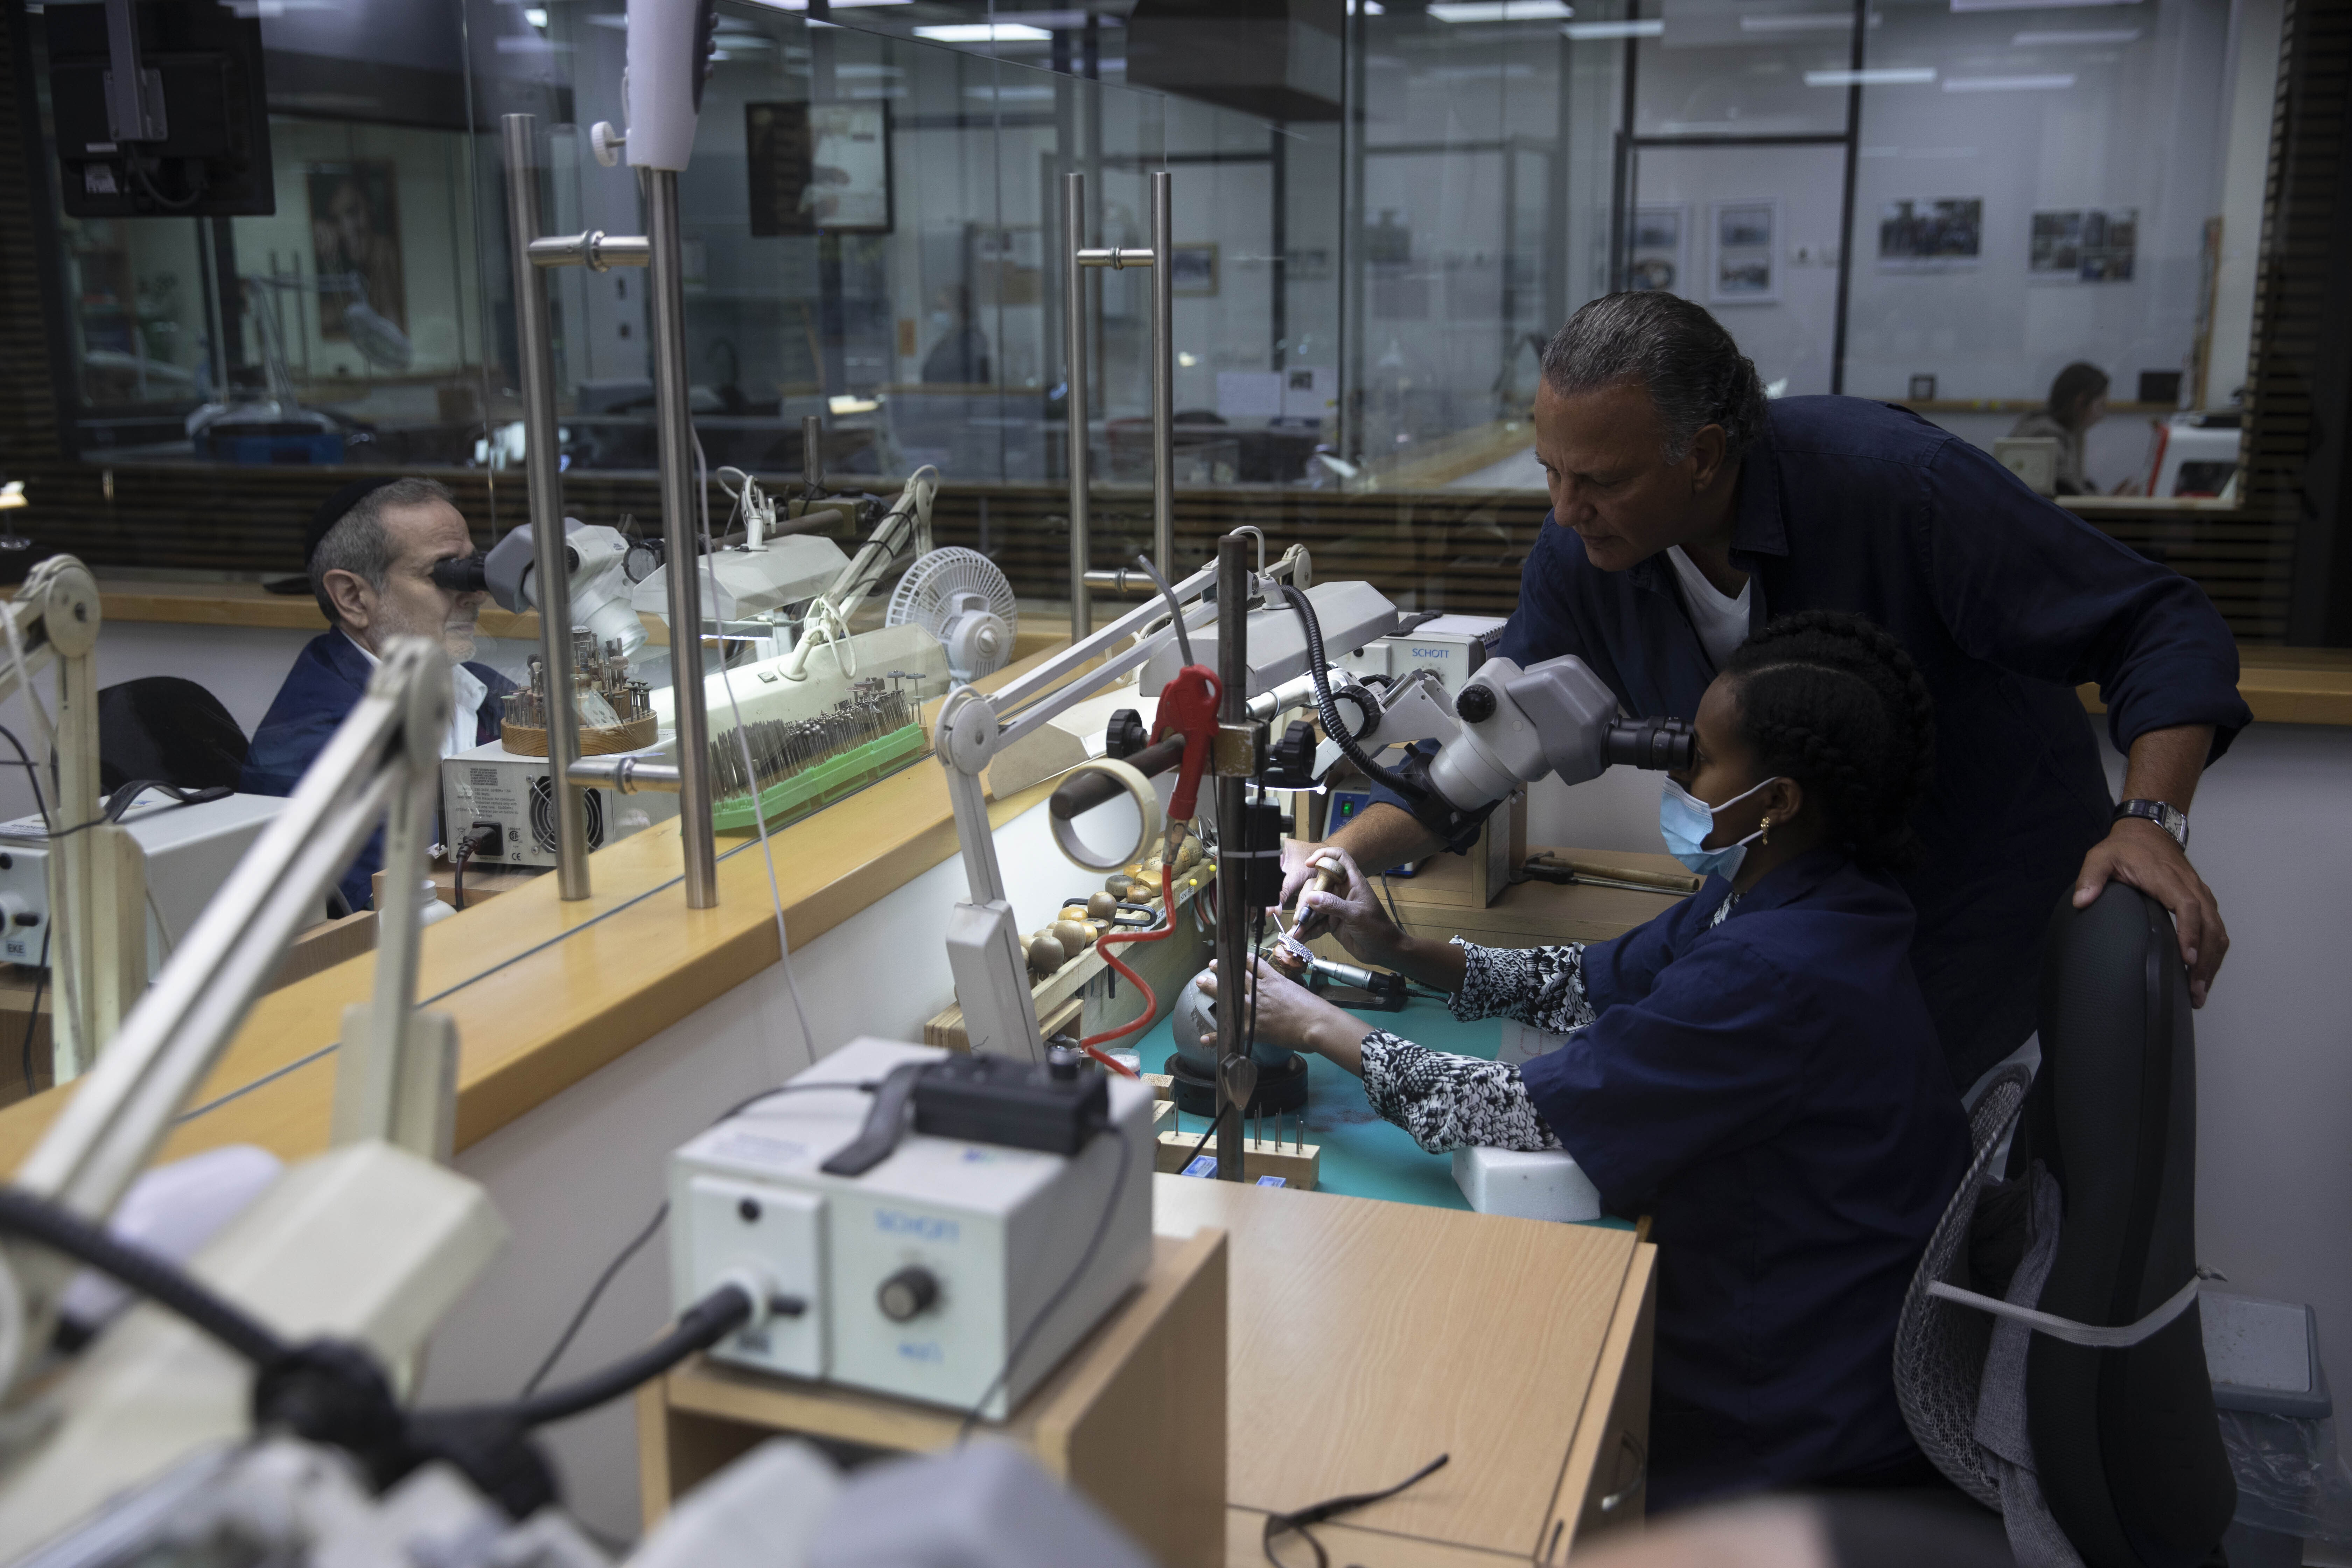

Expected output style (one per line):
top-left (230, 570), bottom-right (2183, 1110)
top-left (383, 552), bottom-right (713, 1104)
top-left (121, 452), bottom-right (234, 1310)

top-left (1460, 396), bottom-right (2249, 1085)
top-left (1520, 848), bottom-right (1970, 1511)
top-left (241, 631), bottom-right (510, 913)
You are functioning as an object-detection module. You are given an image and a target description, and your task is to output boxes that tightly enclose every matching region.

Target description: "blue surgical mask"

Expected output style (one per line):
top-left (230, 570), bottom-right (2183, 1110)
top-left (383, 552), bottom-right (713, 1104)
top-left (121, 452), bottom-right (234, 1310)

top-left (1659, 776), bottom-right (1779, 881)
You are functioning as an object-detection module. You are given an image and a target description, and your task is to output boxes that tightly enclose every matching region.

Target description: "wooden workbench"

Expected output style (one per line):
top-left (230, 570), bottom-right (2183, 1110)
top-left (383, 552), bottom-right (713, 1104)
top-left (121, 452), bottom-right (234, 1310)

top-left (1156, 1175), bottom-right (1656, 1565)
top-left (635, 1178), bottom-right (1654, 1567)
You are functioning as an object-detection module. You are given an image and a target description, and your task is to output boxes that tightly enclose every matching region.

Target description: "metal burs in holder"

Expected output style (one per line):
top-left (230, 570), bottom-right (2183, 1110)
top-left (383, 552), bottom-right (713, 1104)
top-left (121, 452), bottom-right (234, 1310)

top-left (1212, 531), bottom-right (1253, 1182)
top-left (1063, 170), bottom-right (1177, 636)
top-left (644, 165), bottom-right (719, 909)
top-left (501, 112), bottom-right (592, 902)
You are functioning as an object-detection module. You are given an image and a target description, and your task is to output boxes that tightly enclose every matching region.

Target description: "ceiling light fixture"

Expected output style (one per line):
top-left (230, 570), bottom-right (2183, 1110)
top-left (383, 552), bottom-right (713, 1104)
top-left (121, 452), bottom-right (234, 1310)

top-left (1942, 72), bottom-right (2074, 89)
top-left (914, 22), bottom-right (1052, 41)
top-left (1563, 18), bottom-right (1661, 37)
top-left (1429, 1), bottom-right (1574, 21)
top-left (1805, 66), bottom-right (1935, 85)
top-left (2010, 27), bottom-right (2139, 42)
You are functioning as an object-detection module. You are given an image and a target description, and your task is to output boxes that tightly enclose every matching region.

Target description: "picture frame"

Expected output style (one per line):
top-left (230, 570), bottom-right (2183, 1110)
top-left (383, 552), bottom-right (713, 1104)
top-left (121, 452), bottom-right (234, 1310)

top-left (1171, 242), bottom-right (1219, 297)
top-left (1629, 202), bottom-right (1688, 295)
top-left (1878, 197), bottom-right (1982, 272)
top-left (746, 100), bottom-right (894, 236)
top-left (1709, 198), bottom-right (1778, 305)
top-left (307, 160), bottom-right (406, 338)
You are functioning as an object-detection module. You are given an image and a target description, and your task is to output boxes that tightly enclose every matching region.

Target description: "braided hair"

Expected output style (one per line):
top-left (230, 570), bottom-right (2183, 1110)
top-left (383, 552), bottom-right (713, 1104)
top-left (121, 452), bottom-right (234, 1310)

top-left (1718, 611), bottom-right (1936, 873)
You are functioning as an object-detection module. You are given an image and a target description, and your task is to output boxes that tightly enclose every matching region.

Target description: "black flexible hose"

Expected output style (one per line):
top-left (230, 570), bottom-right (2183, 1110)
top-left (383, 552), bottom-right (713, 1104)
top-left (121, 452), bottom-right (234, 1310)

top-left (0, 1185), bottom-right (289, 1368)
top-left (1278, 583), bottom-right (1423, 803)
top-left (1135, 553), bottom-right (1196, 669)
top-left (506, 1282), bottom-right (751, 1427)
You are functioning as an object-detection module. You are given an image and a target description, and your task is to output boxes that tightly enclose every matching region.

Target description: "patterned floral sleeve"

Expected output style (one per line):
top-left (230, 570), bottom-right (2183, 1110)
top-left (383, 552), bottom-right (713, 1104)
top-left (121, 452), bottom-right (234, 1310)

top-left (1359, 1032), bottom-right (1563, 1155)
top-left (1445, 939), bottom-right (1599, 1034)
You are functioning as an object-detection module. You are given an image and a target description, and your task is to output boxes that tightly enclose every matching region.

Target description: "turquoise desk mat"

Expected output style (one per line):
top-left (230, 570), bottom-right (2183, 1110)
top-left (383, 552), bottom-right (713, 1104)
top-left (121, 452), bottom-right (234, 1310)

top-left (1126, 990), bottom-right (1636, 1230)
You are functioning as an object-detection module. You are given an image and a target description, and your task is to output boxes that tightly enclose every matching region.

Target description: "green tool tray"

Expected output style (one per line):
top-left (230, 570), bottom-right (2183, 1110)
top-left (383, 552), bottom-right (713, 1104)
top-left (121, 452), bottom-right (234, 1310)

top-left (711, 721), bottom-right (930, 832)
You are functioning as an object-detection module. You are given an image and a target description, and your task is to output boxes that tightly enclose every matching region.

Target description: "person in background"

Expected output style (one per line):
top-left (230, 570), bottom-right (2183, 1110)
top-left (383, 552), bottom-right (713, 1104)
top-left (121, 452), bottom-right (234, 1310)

top-left (920, 285), bottom-right (991, 385)
top-left (2008, 361), bottom-right (2110, 496)
top-left (1211, 612), bottom-right (1969, 1511)
top-left (242, 476), bottom-right (511, 913)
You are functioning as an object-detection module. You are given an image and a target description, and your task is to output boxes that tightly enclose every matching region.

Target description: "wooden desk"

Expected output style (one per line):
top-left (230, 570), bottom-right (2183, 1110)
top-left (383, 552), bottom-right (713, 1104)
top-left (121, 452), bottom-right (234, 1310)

top-left (637, 1229), bottom-right (1230, 1568)
top-left (1155, 1176), bottom-right (1657, 1565)
top-left (1359, 844), bottom-right (1696, 952)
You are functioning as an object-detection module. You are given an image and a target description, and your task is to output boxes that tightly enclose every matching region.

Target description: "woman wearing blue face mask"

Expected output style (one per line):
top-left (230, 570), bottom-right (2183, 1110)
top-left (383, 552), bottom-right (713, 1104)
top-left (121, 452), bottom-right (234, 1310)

top-left (1199, 610), bottom-right (1969, 1511)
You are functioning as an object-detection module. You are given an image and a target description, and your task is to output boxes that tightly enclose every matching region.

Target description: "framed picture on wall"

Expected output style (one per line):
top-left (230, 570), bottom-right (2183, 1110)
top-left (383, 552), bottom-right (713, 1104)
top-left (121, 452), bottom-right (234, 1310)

top-left (2029, 210), bottom-right (2082, 280)
top-left (1710, 199), bottom-right (1778, 305)
top-left (307, 160), bottom-right (406, 337)
top-left (746, 101), bottom-right (894, 235)
top-left (1172, 242), bottom-right (1219, 296)
top-left (1878, 197), bottom-right (1982, 272)
top-left (1629, 202), bottom-right (1688, 294)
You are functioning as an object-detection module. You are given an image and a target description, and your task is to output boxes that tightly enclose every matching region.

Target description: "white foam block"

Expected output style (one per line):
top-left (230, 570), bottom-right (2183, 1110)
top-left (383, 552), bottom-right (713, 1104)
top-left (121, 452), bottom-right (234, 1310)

top-left (1451, 1145), bottom-right (1603, 1223)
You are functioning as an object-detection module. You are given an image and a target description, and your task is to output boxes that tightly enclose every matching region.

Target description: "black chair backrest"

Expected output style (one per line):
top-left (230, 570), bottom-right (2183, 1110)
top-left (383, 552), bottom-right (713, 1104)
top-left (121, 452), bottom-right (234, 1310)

top-left (97, 677), bottom-right (249, 798)
top-left (2010, 882), bottom-right (2234, 1567)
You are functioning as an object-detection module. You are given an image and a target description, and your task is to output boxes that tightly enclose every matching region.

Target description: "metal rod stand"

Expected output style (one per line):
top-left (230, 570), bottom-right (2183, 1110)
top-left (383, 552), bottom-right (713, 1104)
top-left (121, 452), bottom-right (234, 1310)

top-left (1213, 532), bottom-right (1251, 1181)
top-left (1063, 172), bottom-right (1092, 645)
top-left (645, 167), bottom-right (718, 909)
top-left (501, 113), bottom-right (592, 901)
top-left (1150, 170), bottom-right (1174, 578)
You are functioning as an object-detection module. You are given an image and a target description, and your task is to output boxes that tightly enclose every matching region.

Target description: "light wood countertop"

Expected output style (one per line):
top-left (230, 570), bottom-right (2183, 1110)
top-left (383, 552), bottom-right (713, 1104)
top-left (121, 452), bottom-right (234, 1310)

top-left (75, 579), bottom-right (2352, 726)
top-left (1156, 1175), bottom-right (1652, 1561)
top-left (0, 640), bottom-right (1083, 1175)
top-left (2079, 646), bottom-right (2352, 728)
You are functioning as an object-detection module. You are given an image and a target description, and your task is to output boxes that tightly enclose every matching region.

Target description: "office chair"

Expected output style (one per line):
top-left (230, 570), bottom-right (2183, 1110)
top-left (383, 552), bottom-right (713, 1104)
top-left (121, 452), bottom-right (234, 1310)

top-left (1894, 882), bottom-right (2236, 1568)
top-left (96, 676), bottom-right (249, 798)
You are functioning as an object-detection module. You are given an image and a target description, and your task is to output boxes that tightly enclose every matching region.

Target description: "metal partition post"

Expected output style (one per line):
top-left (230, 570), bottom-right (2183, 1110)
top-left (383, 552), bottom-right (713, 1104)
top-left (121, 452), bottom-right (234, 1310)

top-left (645, 168), bottom-right (718, 908)
top-left (1150, 171), bottom-right (1175, 577)
top-left (1212, 533), bottom-right (1250, 1181)
top-left (1063, 172), bottom-right (1092, 644)
top-left (501, 114), bottom-right (592, 902)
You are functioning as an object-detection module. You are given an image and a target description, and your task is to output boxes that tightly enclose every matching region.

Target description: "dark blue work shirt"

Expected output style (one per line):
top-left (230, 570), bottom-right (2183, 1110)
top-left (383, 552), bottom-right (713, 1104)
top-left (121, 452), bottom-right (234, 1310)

top-left (1519, 848), bottom-right (1970, 1511)
top-left (1436, 396), bottom-right (2250, 1085)
top-left (243, 630), bottom-right (510, 912)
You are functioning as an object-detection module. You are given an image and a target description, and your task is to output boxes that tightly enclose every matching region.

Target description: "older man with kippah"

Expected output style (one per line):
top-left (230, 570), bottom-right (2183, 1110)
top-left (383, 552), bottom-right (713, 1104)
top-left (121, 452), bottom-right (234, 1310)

top-left (1284, 291), bottom-right (2251, 1097)
top-left (242, 476), bottom-right (511, 912)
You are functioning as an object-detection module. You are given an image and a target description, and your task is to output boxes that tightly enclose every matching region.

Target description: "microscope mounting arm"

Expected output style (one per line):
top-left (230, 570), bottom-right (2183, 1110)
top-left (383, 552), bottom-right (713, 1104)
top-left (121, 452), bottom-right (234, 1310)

top-left (931, 565), bottom-right (1221, 1062)
top-left (780, 470), bottom-right (939, 681)
top-left (0, 636), bottom-right (459, 1390)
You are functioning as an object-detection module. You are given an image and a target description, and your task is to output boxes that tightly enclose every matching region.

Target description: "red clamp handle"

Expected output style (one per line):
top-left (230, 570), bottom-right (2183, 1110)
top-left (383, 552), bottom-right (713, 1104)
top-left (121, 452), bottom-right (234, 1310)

top-left (1150, 664), bottom-right (1221, 824)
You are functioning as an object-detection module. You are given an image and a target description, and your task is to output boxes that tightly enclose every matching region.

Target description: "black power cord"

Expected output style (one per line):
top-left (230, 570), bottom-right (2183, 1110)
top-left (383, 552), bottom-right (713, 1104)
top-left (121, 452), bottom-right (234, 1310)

top-left (958, 1125), bottom-right (1132, 1443)
top-left (450, 826), bottom-right (494, 912)
top-left (1262, 1452), bottom-right (1452, 1568)
top-left (515, 1079), bottom-right (880, 1399)
top-left (519, 1202), bottom-right (670, 1399)
top-left (0, 1180), bottom-right (754, 1520)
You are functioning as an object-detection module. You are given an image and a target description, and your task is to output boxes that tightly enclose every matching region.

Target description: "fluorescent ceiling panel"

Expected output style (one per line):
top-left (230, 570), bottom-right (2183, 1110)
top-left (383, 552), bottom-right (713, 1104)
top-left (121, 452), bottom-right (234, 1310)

top-left (1942, 72), bottom-right (2074, 89)
top-left (1563, 17), bottom-right (1661, 35)
top-left (1740, 12), bottom-right (1856, 30)
top-left (2011, 27), bottom-right (2139, 42)
top-left (1429, 1), bottom-right (1575, 21)
top-left (914, 22), bottom-right (1053, 40)
top-left (1805, 66), bottom-right (1935, 84)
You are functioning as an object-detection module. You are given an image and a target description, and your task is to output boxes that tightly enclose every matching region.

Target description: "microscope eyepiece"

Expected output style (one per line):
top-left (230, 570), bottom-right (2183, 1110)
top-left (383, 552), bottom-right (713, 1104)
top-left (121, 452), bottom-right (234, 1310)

top-left (1605, 717), bottom-right (1696, 771)
top-left (430, 551), bottom-right (489, 594)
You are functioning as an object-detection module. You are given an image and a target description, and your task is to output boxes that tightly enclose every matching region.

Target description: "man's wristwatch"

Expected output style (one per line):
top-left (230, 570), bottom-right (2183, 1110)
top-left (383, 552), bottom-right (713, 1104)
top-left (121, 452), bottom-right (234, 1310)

top-left (2113, 799), bottom-right (2190, 849)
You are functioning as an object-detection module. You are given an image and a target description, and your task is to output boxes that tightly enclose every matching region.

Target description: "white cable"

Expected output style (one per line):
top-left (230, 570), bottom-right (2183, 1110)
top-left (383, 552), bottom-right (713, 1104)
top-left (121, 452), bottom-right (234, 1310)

top-left (692, 433), bottom-right (818, 1069)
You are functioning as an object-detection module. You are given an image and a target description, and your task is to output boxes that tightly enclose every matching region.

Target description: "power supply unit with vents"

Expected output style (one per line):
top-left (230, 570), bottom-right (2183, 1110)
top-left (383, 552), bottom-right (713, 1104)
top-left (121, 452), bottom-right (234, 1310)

top-left (440, 738), bottom-right (679, 869)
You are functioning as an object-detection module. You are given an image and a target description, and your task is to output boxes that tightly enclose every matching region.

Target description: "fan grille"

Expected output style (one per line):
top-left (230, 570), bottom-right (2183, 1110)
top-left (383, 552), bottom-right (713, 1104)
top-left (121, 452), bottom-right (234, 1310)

top-left (530, 776), bottom-right (605, 854)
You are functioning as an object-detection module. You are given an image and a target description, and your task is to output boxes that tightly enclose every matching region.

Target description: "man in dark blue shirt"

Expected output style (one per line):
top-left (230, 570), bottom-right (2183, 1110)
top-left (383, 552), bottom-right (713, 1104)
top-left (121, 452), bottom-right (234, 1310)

top-left (1289, 294), bottom-right (2250, 1087)
top-left (244, 476), bottom-right (509, 911)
